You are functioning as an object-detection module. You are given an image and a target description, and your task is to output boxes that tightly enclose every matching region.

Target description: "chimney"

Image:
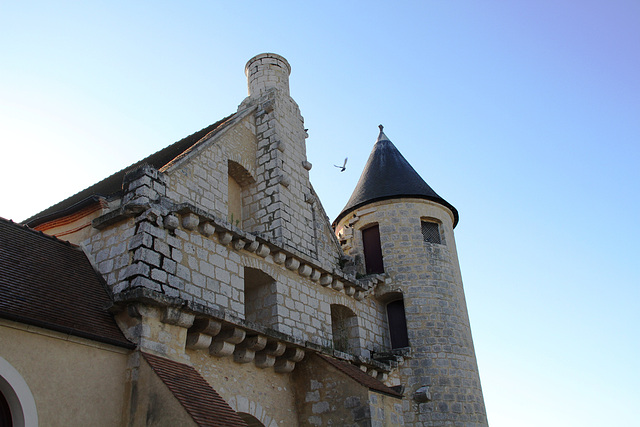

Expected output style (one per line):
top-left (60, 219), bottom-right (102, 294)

top-left (245, 53), bottom-right (291, 98)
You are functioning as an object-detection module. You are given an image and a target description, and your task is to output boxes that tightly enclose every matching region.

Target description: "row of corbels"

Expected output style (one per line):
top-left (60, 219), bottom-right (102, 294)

top-left (184, 317), bottom-right (305, 373)
top-left (163, 208), bottom-right (367, 301)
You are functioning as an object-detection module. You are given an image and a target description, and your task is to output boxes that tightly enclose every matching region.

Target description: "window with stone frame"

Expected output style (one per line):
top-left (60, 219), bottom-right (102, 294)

top-left (244, 267), bottom-right (277, 329)
top-left (421, 220), bottom-right (442, 245)
top-left (387, 298), bottom-right (409, 349)
top-left (362, 224), bottom-right (384, 274)
top-left (330, 304), bottom-right (360, 354)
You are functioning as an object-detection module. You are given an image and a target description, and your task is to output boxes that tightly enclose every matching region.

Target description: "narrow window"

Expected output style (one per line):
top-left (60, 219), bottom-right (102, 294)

top-left (362, 225), bottom-right (384, 274)
top-left (387, 299), bottom-right (409, 349)
top-left (228, 174), bottom-right (242, 227)
top-left (227, 160), bottom-right (256, 229)
top-left (421, 220), bottom-right (441, 244)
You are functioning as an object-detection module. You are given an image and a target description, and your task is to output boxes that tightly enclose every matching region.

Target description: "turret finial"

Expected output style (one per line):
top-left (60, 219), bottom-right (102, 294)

top-left (379, 124), bottom-right (384, 132)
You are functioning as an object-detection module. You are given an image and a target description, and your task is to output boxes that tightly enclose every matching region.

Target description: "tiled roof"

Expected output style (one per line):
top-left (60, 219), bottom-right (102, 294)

top-left (334, 126), bottom-right (458, 227)
top-left (142, 353), bottom-right (247, 427)
top-left (0, 217), bottom-right (133, 348)
top-left (25, 114), bottom-right (236, 227)
top-left (317, 354), bottom-right (403, 398)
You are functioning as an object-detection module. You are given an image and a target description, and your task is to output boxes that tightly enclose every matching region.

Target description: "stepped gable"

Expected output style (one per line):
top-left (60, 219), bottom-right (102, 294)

top-left (25, 114), bottom-right (236, 227)
top-left (334, 126), bottom-right (458, 227)
top-left (0, 217), bottom-right (133, 348)
top-left (142, 353), bottom-right (247, 427)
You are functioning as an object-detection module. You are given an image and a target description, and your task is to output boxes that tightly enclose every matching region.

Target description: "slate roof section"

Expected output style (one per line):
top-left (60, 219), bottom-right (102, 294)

top-left (24, 114), bottom-right (236, 227)
top-left (317, 354), bottom-right (403, 398)
top-left (142, 352), bottom-right (247, 427)
top-left (334, 126), bottom-right (458, 227)
top-left (0, 217), bottom-right (133, 348)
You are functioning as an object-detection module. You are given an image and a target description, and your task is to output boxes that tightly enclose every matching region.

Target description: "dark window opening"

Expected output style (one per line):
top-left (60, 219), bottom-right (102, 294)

top-left (362, 225), bottom-right (384, 274)
top-left (387, 299), bottom-right (409, 349)
top-left (0, 389), bottom-right (12, 427)
top-left (330, 304), bottom-right (359, 353)
top-left (244, 267), bottom-right (277, 328)
top-left (421, 221), bottom-right (441, 244)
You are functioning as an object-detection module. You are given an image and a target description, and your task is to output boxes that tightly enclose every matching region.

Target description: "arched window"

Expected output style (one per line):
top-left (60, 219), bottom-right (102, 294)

top-left (362, 224), bottom-right (384, 274)
top-left (0, 356), bottom-right (39, 427)
top-left (387, 298), bottom-right (409, 349)
top-left (238, 412), bottom-right (266, 427)
top-left (330, 304), bottom-right (360, 353)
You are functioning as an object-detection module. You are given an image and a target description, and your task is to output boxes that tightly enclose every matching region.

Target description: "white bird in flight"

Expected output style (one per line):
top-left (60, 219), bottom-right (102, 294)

top-left (334, 157), bottom-right (348, 172)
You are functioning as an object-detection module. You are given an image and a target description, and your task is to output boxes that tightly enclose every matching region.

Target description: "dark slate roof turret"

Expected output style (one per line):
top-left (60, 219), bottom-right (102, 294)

top-left (334, 125), bottom-right (458, 227)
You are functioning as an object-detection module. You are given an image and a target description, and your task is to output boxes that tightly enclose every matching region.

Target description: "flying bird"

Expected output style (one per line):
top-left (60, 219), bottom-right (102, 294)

top-left (334, 157), bottom-right (348, 172)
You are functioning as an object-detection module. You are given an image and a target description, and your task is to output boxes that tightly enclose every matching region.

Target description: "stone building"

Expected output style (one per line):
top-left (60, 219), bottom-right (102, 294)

top-left (0, 53), bottom-right (487, 426)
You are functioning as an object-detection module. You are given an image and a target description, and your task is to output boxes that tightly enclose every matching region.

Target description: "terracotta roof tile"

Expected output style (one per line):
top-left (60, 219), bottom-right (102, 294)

top-left (142, 353), bottom-right (247, 427)
top-left (317, 354), bottom-right (403, 398)
top-left (0, 217), bottom-right (133, 348)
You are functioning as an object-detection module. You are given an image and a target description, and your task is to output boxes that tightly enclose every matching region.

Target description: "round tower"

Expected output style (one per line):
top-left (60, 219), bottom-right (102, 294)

top-left (334, 126), bottom-right (487, 426)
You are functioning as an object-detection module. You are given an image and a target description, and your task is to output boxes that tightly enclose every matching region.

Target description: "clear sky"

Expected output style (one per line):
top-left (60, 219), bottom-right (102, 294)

top-left (1, 2), bottom-right (639, 425)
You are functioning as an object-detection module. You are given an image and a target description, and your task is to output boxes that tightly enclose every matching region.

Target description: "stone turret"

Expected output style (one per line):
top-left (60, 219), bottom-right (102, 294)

top-left (245, 53), bottom-right (292, 97)
top-left (334, 127), bottom-right (488, 426)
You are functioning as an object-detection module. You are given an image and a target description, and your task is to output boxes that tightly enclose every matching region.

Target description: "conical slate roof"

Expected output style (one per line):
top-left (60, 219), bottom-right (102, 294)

top-left (334, 126), bottom-right (458, 227)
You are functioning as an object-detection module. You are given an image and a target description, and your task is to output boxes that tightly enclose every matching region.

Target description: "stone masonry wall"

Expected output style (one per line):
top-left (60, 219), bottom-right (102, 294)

top-left (84, 167), bottom-right (389, 356)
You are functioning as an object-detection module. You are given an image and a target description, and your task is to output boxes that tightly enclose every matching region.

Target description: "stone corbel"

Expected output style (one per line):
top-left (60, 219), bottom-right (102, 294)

top-left (279, 173), bottom-right (291, 187)
top-left (256, 244), bottom-right (271, 258)
top-left (377, 372), bottom-right (388, 382)
top-left (272, 252), bottom-right (286, 264)
top-left (319, 274), bottom-right (332, 287)
top-left (199, 222), bottom-right (216, 237)
top-left (181, 213), bottom-right (200, 230)
top-left (186, 319), bottom-right (222, 350)
top-left (284, 257), bottom-right (300, 271)
top-left (217, 231), bottom-right (234, 245)
top-left (210, 327), bottom-right (246, 357)
top-left (309, 269), bottom-right (321, 282)
top-left (245, 240), bottom-right (260, 252)
top-left (255, 341), bottom-right (286, 369)
top-left (298, 264), bottom-right (312, 277)
top-left (274, 347), bottom-right (305, 373)
top-left (232, 238), bottom-right (247, 251)
top-left (164, 214), bottom-right (180, 231)
top-left (233, 335), bottom-right (267, 364)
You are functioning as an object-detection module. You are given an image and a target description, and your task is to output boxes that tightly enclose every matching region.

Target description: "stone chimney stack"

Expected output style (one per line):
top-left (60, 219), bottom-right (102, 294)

top-left (245, 53), bottom-right (292, 98)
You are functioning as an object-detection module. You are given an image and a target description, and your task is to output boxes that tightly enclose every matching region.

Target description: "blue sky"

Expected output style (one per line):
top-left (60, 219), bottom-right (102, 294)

top-left (1, 2), bottom-right (639, 425)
